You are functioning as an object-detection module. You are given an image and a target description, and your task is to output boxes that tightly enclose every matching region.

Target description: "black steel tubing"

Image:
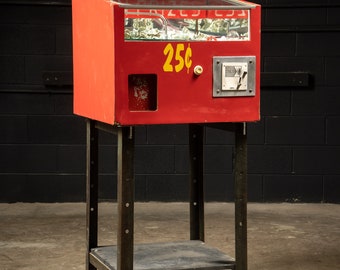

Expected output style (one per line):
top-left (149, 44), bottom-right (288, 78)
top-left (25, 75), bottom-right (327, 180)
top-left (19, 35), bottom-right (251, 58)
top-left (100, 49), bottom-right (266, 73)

top-left (234, 123), bottom-right (247, 270)
top-left (189, 124), bottom-right (205, 242)
top-left (117, 126), bottom-right (135, 270)
top-left (86, 119), bottom-right (99, 270)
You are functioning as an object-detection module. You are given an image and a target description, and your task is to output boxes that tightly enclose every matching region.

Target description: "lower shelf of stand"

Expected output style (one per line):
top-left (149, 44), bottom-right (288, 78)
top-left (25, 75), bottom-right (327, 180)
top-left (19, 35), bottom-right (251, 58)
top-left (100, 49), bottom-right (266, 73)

top-left (89, 240), bottom-right (235, 270)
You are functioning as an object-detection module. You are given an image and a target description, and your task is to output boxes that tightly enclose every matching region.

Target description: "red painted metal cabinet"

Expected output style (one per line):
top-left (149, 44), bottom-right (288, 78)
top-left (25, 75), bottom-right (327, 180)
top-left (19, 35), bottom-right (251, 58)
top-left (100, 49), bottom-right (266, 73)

top-left (72, 0), bottom-right (261, 125)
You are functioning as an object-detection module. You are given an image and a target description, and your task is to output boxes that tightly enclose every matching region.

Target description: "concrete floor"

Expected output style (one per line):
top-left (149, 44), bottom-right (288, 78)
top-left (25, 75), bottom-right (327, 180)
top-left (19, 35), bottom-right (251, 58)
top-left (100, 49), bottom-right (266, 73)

top-left (0, 202), bottom-right (339, 270)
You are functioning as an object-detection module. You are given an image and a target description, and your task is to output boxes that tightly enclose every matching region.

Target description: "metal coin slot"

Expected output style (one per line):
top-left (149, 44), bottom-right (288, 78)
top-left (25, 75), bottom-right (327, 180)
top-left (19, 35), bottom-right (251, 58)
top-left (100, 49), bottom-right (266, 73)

top-left (213, 56), bottom-right (256, 98)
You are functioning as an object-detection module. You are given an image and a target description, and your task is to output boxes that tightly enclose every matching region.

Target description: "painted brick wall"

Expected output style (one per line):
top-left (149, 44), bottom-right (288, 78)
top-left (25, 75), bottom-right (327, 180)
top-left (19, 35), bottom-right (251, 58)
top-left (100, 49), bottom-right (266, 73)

top-left (0, 2), bottom-right (85, 202)
top-left (0, 1), bottom-right (339, 202)
top-left (257, 0), bottom-right (340, 202)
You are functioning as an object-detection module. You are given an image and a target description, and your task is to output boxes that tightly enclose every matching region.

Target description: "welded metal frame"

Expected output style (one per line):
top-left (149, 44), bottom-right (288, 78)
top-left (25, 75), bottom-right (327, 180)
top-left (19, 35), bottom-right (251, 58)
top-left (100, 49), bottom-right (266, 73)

top-left (86, 120), bottom-right (135, 270)
top-left (86, 120), bottom-right (248, 270)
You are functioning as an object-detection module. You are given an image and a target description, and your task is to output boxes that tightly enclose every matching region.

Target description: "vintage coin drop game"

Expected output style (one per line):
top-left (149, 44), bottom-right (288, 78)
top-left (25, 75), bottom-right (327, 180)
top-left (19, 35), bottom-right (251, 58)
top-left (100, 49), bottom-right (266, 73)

top-left (72, 1), bottom-right (261, 270)
top-left (72, 0), bottom-right (261, 125)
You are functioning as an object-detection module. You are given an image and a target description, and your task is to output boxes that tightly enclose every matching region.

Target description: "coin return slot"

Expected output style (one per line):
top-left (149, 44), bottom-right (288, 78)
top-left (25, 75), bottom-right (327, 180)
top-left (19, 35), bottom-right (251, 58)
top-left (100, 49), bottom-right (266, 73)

top-left (128, 74), bottom-right (157, 111)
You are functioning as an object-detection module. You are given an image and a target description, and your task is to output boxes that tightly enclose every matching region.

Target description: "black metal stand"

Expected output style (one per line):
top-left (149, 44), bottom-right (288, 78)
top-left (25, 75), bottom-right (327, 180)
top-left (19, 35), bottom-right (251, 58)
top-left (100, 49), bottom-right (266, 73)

top-left (85, 119), bottom-right (248, 270)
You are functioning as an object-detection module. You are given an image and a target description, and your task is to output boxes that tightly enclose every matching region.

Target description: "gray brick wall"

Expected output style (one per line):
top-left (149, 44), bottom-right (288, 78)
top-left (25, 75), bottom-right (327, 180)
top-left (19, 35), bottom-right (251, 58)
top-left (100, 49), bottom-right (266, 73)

top-left (0, 1), bottom-right (339, 203)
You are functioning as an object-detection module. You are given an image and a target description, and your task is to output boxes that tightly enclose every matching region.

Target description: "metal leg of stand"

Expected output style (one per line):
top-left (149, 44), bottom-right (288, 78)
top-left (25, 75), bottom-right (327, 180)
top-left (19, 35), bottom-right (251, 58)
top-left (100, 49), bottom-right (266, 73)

top-left (189, 124), bottom-right (205, 241)
top-left (86, 119), bottom-right (99, 270)
top-left (234, 123), bottom-right (248, 270)
top-left (117, 126), bottom-right (135, 270)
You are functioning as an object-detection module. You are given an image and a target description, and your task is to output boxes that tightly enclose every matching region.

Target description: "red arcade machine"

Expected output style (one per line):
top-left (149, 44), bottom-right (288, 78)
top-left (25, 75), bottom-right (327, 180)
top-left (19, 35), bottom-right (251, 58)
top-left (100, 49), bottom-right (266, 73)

top-left (73, 0), bottom-right (260, 125)
top-left (72, 1), bottom-right (261, 269)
